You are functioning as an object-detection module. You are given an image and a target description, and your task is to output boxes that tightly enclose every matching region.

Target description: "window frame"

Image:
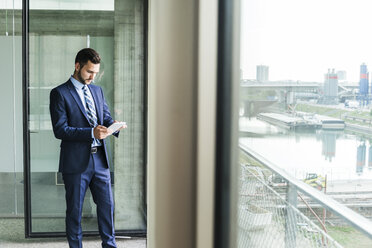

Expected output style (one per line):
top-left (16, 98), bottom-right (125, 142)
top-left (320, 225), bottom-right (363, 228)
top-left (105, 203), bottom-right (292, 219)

top-left (22, 0), bottom-right (148, 238)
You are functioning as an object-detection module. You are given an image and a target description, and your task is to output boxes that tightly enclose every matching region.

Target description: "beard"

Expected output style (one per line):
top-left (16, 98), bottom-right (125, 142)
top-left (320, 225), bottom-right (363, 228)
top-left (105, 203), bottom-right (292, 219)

top-left (77, 70), bottom-right (91, 85)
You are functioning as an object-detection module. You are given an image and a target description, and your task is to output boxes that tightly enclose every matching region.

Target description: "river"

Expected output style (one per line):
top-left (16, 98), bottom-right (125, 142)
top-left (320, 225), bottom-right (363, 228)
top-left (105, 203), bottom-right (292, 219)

top-left (239, 117), bottom-right (372, 182)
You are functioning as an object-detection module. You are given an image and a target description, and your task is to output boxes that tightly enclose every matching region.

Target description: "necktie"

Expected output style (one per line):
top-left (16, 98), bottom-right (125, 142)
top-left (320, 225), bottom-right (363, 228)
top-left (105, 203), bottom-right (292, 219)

top-left (82, 85), bottom-right (98, 128)
top-left (83, 86), bottom-right (101, 145)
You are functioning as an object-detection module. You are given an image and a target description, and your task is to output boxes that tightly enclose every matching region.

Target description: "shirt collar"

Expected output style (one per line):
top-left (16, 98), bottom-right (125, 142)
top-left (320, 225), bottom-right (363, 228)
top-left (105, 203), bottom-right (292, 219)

top-left (70, 75), bottom-right (86, 90)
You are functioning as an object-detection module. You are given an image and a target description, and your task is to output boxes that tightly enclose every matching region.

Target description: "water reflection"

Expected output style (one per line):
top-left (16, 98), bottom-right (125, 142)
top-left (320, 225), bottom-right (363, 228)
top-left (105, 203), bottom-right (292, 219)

top-left (319, 131), bottom-right (338, 162)
top-left (369, 145), bottom-right (372, 169)
top-left (356, 142), bottom-right (366, 174)
top-left (240, 117), bottom-right (372, 181)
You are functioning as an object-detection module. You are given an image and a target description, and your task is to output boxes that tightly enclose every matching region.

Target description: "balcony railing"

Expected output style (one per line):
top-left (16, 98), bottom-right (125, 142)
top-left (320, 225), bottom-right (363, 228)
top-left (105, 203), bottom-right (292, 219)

top-left (238, 143), bottom-right (372, 248)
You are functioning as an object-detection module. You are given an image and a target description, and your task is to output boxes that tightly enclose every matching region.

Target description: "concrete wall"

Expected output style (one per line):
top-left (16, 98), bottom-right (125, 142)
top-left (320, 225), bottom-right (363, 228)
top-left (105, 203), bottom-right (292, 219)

top-left (113, 0), bottom-right (146, 230)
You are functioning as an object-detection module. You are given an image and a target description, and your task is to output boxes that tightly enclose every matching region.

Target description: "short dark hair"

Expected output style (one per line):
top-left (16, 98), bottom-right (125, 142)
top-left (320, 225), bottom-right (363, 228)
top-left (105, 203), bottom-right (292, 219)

top-left (75, 48), bottom-right (101, 68)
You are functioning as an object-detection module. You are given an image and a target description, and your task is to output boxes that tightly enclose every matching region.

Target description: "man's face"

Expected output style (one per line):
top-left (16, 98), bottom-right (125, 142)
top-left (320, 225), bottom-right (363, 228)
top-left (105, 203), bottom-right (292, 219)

top-left (75, 60), bottom-right (100, 85)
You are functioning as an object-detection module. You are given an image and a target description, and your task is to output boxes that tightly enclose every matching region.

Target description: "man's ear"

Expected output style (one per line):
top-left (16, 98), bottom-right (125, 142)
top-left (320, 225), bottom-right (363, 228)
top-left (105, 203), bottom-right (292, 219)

top-left (75, 62), bottom-right (80, 72)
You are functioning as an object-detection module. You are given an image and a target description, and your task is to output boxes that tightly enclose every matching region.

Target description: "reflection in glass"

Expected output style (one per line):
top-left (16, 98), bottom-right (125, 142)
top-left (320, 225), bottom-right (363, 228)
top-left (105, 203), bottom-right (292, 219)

top-left (28, 0), bottom-right (146, 234)
top-left (0, 0), bottom-right (23, 218)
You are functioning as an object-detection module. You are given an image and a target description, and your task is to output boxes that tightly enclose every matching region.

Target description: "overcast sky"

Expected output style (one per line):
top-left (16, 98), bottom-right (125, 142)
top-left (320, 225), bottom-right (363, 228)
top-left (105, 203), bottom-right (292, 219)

top-left (0, 0), bottom-right (113, 10)
top-left (3, 0), bottom-right (371, 83)
top-left (240, 0), bottom-right (372, 82)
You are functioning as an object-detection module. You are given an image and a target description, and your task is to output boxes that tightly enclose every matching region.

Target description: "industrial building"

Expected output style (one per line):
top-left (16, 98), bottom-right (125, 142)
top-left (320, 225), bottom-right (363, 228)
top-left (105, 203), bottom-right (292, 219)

top-left (323, 68), bottom-right (339, 104)
top-left (359, 63), bottom-right (370, 105)
top-left (337, 70), bottom-right (347, 81)
top-left (256, 65), bottom-right (269, 82)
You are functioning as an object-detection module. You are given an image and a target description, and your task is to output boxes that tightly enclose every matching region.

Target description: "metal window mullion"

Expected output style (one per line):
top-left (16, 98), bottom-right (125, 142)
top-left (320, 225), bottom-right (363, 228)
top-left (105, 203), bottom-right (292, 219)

top-left (22, 0), bottom-right (31, 238)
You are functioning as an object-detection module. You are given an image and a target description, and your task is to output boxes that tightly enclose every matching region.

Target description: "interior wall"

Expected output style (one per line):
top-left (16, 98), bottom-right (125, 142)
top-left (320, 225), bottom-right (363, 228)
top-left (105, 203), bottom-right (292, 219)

top-left (0, 36), bottom-right (23, 173)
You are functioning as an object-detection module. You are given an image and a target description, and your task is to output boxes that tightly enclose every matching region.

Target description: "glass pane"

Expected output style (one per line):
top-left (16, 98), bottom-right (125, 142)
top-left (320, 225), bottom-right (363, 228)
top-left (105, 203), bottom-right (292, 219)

top-left (29, 0), bottom-right (146, 233)
top-left (238, 0), bottom-right (372, 247)
top-left (0, 0), bottom-right (23, 218)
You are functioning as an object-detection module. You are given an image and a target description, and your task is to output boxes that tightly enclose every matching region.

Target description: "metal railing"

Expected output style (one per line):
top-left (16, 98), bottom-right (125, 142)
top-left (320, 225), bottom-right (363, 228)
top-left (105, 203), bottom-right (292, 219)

top-left (238, 166), bottom-right (341, 248)
top-left (238, 143), bottom-right (372, 247)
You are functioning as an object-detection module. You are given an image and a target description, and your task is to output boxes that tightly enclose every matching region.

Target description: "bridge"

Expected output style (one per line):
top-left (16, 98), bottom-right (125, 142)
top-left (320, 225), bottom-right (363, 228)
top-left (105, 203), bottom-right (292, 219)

top-left (240, 80), bottom-right (360, 116)
top-left (241, 79), bottom-right (358, 92)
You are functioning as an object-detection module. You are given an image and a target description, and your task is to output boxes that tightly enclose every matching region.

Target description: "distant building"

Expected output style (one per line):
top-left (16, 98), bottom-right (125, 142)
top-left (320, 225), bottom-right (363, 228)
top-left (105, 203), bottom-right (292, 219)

top-left (359, 63), bottom-right (369, 95)
top-left (359, 63), bottom-right (369, 105)
top-left (336, 70), bottom-right (347, 81)
top-left (323, 68), bottom-right (338, 104)
top-left (256, 65), bottom-right (269, 82)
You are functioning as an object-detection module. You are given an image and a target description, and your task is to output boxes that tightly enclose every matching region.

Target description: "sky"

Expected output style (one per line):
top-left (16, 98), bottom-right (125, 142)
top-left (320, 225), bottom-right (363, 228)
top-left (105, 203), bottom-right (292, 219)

top-left (240, 0), bottom-right (372, 82)
top-left (0, 0), bottom-right (114, 10)
top-left (2, 0), bottom-right (371, 82)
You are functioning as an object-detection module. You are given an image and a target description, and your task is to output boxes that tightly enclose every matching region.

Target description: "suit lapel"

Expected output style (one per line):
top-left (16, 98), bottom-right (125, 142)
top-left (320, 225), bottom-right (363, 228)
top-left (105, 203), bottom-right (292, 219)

top-left (67, 80), bottom-right (90, 124)
top-left (89, 85), bottom-right (102, 125)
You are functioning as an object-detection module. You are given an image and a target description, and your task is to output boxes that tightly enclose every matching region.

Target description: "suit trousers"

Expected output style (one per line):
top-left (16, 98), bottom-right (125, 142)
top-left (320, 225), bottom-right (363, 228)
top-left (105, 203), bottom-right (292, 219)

top-left (62, 147), bottom-right (116, 248)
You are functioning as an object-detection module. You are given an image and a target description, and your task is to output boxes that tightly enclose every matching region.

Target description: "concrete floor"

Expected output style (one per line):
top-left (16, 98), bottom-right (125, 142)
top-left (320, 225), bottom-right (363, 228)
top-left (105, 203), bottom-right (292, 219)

top-left (0, 172), bottom-right (147, 247)
top-left (0, 218), bottom-right (147, 248)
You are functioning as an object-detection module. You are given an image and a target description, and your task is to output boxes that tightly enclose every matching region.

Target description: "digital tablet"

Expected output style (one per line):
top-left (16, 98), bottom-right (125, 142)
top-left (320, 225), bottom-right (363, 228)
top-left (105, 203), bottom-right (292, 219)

top-left (108, 122), bottom-right (126, 133)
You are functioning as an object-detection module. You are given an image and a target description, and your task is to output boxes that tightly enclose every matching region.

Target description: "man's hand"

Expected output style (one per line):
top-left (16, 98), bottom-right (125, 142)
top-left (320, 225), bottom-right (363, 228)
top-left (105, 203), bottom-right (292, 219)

top-left (93, 125), bottom-right (111, 139)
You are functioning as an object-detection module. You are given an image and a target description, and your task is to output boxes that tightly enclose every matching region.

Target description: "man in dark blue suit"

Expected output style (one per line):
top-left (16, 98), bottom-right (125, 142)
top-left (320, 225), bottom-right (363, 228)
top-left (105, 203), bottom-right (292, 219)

top-left (50, 48), bottom-right (126, 248)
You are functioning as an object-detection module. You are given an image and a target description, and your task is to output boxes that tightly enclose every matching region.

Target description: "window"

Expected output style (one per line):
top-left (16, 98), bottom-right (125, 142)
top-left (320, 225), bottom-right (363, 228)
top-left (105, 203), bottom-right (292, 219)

top-left (25, 0), bottom-right (147, 236)
top-left (216, 0), bottom-right (372, 247)
top-left (0, 0), bottom-right (23, 218)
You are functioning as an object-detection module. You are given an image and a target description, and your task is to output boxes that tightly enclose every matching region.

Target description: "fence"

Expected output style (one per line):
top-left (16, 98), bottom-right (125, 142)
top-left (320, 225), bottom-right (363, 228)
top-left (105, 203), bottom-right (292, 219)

top-left (238, 144), bottom-right (372, 248)
top-left (238, 165), bottom-right (341, 248)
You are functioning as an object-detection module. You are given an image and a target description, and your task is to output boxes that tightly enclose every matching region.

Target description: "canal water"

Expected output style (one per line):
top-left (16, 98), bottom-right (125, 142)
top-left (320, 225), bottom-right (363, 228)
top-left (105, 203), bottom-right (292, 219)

top-left (240, 117), bottom-right (372, 182)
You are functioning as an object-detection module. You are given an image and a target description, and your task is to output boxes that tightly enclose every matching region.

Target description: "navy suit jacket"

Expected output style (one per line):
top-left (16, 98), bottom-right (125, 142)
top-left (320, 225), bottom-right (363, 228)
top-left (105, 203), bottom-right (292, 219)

top-left (50, 79), bottom-right (117, 174)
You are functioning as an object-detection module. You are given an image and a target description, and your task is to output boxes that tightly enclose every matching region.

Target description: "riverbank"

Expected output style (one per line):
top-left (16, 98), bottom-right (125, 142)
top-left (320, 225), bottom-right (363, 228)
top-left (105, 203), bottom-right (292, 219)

top-left (296, 103), bottom-right (372, 136)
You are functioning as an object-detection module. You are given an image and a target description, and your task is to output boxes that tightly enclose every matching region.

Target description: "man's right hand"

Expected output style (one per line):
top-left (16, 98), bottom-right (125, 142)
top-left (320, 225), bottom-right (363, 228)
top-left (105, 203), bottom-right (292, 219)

top-left (93, 125), bottom-right (110, 139)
